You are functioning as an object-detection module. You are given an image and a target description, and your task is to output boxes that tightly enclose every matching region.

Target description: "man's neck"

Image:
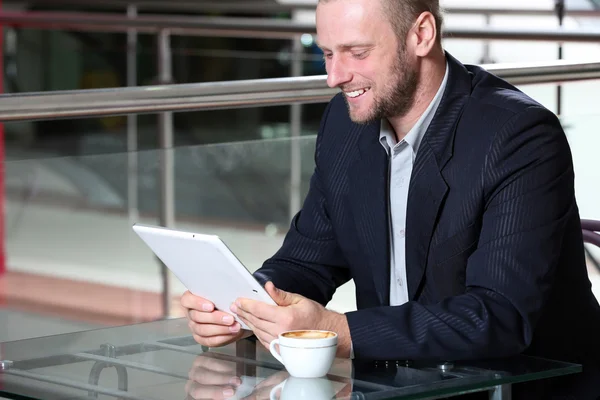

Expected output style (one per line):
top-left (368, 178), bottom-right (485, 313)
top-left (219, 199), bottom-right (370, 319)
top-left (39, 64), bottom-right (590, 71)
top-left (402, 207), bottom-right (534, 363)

top-left (388, 53), bottom-right (447, 141)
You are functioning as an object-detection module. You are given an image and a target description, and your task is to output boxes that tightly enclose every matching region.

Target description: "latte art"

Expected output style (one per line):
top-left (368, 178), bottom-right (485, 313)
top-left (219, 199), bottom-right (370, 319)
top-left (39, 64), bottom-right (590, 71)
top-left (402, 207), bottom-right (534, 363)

top-left (281, 330), bottom-right (336, 339)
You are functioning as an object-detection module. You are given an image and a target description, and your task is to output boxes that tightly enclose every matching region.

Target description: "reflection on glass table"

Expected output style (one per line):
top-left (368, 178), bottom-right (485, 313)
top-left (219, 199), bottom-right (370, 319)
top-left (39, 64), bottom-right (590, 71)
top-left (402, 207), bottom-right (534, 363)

top-left (0, 318), bottom-right (581, 400)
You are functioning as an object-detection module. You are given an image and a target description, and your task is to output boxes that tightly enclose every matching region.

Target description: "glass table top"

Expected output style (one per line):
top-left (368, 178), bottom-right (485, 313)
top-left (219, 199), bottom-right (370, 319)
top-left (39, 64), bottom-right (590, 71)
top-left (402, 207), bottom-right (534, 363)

top-left (0, 318), bottom-right (582, 400)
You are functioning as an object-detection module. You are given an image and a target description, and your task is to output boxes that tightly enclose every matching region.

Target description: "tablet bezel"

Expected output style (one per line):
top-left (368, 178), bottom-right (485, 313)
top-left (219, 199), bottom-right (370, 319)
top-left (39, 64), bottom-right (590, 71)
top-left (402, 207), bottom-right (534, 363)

top-left (132, 223), bottom-right (276, 330)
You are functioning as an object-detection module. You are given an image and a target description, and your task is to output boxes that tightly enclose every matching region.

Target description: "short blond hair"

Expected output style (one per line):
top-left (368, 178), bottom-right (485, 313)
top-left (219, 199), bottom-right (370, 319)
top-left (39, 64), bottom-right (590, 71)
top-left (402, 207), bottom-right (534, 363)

top-left (319, 0), bottom-right (444, 44)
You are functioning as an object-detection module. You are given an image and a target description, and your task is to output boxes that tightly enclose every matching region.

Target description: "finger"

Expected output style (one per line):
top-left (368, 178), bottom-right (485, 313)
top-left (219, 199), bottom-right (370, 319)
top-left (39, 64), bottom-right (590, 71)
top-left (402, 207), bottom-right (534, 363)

top-left (192, 333), bottom-right (241, 348)
top-left (238, 317), bottom-right (277, 349)
top-left (254, 371), bottom-right (289, 391)
top-left (264, 282), bottom-right (299, 307)
top-left (189, 320), bottom-right (242, 337)
top-left (192, 356), bottom-right (236, 373)
top-left (232, 299), bottom-right (280, 324)
top-left (181, 291), bottom-right (215, 312)
top-left (188, 366), bottom-right (241, 387)
top-left (233, 304), bottom-right (280, 330)
top-left (186, 381), bottom-right (237, 400)
top-left (188, 309), bottom-right (238, 326)
top-left (235, 314), bottom-right (277, 343)
top-left (234, 316), bottom-right (266, 347)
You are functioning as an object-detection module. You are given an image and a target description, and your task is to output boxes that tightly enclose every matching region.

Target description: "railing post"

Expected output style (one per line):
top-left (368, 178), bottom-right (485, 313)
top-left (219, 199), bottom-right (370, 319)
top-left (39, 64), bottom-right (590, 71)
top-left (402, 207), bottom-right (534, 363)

top-left (157, 29), bottom-right (174, 318)
top-left (0, 2), bottom-right (5, 393)
top-left (289, 35), bottom-right (304, 221)
top-left (127, 4), bottom-right (144, 322)
top-left (0, 0), bottom-right (5, 278)
top-left (480, 13), bottom-right (495, 64)
top-left (555, 0), bottom-right (565, 116)
top-left (127, 5), bottom-right (139, 225)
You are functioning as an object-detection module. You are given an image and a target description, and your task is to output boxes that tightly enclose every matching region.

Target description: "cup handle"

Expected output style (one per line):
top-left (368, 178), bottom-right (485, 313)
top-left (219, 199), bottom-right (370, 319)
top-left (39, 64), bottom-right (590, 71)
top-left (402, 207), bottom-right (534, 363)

top-left (269, 380), bottom-right (286, 400)
top-left (269, 339), bottom-right (284, 364)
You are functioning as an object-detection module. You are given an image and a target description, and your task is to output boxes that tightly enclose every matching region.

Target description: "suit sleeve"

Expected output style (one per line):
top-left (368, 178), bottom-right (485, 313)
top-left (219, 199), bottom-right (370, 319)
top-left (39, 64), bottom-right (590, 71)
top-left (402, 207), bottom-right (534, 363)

top-left (253, 98), bottom-right (352, 306)
top-left (346, 106), bottom-right (576, 361)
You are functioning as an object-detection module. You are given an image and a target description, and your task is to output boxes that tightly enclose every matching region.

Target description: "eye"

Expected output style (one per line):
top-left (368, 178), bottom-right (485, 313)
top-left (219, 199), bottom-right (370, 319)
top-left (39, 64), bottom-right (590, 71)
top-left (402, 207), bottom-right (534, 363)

top-left (323, 52), bottom-right (333, 60)
top-left (352, 52), bottom-right (367, 59)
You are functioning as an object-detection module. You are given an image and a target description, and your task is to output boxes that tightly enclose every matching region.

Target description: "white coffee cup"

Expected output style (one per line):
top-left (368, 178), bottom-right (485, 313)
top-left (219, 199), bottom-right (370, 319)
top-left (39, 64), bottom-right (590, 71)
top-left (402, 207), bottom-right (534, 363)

top-left (269, 377), bottom-right (335, 400)
top-left (269, 330), bottom-right (338, 378)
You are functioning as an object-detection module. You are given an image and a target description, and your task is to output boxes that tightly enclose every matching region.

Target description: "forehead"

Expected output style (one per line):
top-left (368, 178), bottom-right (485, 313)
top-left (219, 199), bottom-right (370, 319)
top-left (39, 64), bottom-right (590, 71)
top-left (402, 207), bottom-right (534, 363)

top-left (316, 0), bottom-right (390, 47)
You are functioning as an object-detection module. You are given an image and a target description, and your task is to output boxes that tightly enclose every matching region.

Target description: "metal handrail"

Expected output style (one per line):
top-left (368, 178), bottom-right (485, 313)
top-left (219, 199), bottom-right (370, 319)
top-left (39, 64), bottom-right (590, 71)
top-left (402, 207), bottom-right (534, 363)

top-left (0, 11), bottom-right (317, 38)
top-left (0, 59), bottom-right (599, 122)
top-left (10, 1), bottom-right (600, 17)
top-left (3, 10), bottom-right (600, 41)
top-left (444, 26), bottom-right (600, 43)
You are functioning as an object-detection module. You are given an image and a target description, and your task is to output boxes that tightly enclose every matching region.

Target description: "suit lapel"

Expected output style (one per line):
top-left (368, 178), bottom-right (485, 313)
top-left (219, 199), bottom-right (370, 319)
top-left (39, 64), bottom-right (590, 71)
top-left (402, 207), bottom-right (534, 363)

top-left (347, 53), bottom-right (474, 304)
top-left (405, 53), bottom-right (473, 300)
top-left (405, 143), bottom-right (448, 299)
top-left (348, 119), bottom-right (391, 306)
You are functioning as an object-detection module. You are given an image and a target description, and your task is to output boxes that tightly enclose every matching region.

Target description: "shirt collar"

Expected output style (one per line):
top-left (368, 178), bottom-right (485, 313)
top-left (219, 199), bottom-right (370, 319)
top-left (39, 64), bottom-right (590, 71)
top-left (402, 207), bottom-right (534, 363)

top-left (380, 60), bottom-right (449, 155)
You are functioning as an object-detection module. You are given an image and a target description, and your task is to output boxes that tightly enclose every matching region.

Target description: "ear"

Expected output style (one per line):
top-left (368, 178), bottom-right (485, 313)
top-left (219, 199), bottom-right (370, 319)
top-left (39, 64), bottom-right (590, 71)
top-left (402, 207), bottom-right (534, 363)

top-left (408, 12), bottom-right (438, 57)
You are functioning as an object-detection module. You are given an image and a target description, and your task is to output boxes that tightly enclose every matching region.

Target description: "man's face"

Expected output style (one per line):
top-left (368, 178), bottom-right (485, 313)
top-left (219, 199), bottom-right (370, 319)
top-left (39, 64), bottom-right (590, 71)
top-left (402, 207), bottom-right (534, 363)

top-left (316, 0), bottom-right (419, 123)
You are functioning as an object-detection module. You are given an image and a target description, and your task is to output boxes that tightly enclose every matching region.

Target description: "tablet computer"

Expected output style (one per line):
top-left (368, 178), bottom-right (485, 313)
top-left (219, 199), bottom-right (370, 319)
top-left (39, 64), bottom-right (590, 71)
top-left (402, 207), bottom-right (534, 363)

top-left (132, 223), bottom-right (276, 330)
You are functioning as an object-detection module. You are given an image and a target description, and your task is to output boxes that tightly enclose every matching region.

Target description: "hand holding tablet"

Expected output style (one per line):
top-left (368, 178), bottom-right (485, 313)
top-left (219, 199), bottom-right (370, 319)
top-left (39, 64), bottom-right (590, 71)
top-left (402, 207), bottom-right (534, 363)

top-left (181, 291), bottom-right (252, 347)
top-left (132, 224), bottom-right (276, 335)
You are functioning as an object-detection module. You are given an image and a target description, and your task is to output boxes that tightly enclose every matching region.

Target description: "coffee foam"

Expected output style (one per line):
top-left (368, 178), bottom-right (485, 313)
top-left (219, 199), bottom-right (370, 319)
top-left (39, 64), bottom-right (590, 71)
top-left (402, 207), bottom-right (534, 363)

top-left (282, 330), bottom-right (336, 339)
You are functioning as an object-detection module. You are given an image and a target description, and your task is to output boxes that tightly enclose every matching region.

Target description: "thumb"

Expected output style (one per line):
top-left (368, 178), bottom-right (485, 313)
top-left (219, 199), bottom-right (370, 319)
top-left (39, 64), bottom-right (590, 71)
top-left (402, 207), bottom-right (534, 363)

top-left (265, 281), bottom-right (300, 306)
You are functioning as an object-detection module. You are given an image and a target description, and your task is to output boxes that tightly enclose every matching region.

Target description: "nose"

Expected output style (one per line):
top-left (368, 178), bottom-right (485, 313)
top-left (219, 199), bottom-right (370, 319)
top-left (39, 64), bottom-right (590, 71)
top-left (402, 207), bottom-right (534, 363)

top-left (326, 56), bottom-right (352, 89)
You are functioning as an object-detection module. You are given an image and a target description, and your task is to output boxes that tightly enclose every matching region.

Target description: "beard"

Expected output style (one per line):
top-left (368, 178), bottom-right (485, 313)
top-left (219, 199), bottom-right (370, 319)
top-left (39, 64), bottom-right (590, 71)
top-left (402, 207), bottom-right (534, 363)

top-left (345, 45), bottom-right (419, 124)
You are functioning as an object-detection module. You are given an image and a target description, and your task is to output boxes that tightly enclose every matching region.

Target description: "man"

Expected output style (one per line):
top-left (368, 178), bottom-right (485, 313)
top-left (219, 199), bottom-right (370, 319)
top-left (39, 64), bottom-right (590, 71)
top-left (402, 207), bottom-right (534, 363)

top-left (182, 0), bottom-right (600, 397)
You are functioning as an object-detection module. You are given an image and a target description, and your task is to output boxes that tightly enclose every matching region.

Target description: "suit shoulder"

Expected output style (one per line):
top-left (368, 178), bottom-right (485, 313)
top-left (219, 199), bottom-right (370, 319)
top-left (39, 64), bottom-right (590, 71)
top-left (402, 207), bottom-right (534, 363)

top-left (462, 65), bottom-right (559, 130)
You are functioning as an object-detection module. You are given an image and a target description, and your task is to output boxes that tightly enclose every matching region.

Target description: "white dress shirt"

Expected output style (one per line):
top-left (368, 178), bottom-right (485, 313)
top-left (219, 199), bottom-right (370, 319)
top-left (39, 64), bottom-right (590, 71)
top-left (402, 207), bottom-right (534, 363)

top-left (379, 63), bottom-right (449, 306)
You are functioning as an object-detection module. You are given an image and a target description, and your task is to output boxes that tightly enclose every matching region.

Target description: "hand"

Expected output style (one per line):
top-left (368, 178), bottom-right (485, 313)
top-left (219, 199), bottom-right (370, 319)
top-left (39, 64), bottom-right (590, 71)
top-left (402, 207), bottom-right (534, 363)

top-left (181, 291), bottom-right (252, 347)
top-left (185, 355), bottom-right (290, 400)
top-left (230, 282), bottom-right (352, 357)
top-left (185, 355), bottom-right (242, 400)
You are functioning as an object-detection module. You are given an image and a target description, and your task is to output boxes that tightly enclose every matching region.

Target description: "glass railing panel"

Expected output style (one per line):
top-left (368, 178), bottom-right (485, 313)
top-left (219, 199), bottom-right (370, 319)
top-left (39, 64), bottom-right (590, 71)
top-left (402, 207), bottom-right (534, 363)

top-left (4, 151), bottom-right (165, 333)
top-left (3, 100), bottom-right (329, 159)
top-left (4, 135), bottom-right (358, 343)
top-left (6, 113), bottom-right (599, 344)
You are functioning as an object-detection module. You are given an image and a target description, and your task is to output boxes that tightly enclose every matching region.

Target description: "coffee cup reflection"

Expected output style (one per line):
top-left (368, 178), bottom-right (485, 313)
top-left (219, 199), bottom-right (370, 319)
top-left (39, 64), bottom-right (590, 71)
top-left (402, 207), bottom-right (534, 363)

top-left (269, 377), bottom-right (335, 400)
top-left (269, 330), bottom-right (337, 378)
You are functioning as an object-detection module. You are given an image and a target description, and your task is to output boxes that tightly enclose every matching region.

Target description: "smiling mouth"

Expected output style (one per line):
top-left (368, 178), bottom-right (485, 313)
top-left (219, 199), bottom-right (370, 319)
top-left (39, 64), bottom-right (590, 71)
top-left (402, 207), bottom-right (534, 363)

top-left (344, 88), bottom-right (371, 99)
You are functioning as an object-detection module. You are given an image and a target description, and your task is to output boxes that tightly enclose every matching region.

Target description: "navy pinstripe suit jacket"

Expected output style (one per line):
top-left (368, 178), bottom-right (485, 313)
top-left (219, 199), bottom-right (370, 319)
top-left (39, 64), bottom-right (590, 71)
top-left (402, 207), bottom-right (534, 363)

top-left (254, 53), bottom-right (600, 371)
